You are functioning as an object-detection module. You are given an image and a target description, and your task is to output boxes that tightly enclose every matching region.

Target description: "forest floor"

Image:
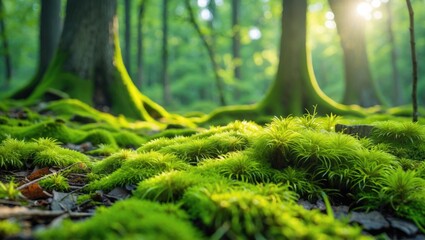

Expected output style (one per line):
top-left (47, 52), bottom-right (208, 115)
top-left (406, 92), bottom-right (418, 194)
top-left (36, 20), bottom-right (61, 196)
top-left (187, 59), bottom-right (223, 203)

top-left (1, 99), bottom-right (425, 239)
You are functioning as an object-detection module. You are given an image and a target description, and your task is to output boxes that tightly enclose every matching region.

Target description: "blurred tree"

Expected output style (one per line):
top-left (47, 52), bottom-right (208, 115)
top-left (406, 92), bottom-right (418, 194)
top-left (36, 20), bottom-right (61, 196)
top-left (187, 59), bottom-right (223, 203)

top-left (136, 0), bottom-right (147, 89)
top-left (185, 0), bottom-right (226, 106)
top-left (124, 0), bottom-right (132, 76)
top-left (406, 0), bottom-right (418, 122)
top-left (13, 0), bottom-right (61, 98)
top-left (25, 0), bottom-right (171, 122)
top-left (207, 0), bottom-right (359, 124)
top-left (231, 0), bottom-right (241, 100)
top-left (162, 0), bottom-right (171, 105)
top-left (384, 0), bottom-right (401, 105)
top-left (0, 0), bottom-right (12, 86)
top-left (328, 0), bottom-right (381, 107)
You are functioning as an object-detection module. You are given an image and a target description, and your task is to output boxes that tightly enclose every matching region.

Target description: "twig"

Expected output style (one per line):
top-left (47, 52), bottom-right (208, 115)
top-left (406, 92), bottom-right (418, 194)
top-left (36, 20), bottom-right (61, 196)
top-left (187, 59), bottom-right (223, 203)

top-left (0, 206), bottom-right (93, 219)
top-left (17, 163), bottom-right (80, 190)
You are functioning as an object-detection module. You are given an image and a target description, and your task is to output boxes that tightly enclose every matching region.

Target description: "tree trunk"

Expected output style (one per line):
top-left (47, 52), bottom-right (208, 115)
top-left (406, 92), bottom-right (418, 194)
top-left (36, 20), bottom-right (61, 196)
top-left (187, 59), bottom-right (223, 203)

top-left (0, 0), bottom-right (12, 86)
top-left (137, 0), bottom-right (147, 89)
top-left (406, 0), bottom-right (418, 122)
top-left (385, 1), bottom-right (401, 105)
top-left (124, 0), bottom-right (131, 76)
top-left (13, 0), bottom-right (61, 98)
top-left (206, 0), bottom-right (362, 124)
top-left (329, 0), bottom-right (381, 107)
top-left (28, 0), bottom-right (170, 122)
top-left (231, 0), bottom-right (241, 100)
top-left (161, 0), bottom-right (171, 105)
top-left (185, 0), bottom-right (226, 106)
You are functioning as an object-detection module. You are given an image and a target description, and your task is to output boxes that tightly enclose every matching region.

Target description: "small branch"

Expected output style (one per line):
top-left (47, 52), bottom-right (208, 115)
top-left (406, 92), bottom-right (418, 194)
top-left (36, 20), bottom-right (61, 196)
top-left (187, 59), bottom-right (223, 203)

top-left (0, 206), bottom-right (93, 219)
top-left (17, 163), bottom-right (80, 191)
top-left (185, 0), bottom-right (226, 106)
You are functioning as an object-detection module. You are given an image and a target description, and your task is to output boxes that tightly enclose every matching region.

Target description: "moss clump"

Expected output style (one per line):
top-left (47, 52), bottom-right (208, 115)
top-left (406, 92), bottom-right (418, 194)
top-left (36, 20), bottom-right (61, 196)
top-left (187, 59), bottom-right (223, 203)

top-left (198, 151), bottom-right (271, 183)
top-left (272, 167), bottom-right (322, 201)
top-left (182, 183), bottom-right (366, 239)
top-left (33, 147), bottom-right (89, 168)
top-left (0, 220), bottom-right (21, 239)
top-left (0, 138), bottom-right (27, 169)
top-left (112, 131), bottom-right (146, 148)
top-left (80, 129), bottom-right (117, 146)
top-left (370, 121), bottom-right (425, 160)
top-left (133, 170), bottom-right (208, 203)
top-left (87, 152), bottom-right (189, 192)
top-left (39, 173), bottom-right (70, 192)
top-left (36, 199), bottom-right (203, 240)
top-left (92, 149), bottom-right (139, 175)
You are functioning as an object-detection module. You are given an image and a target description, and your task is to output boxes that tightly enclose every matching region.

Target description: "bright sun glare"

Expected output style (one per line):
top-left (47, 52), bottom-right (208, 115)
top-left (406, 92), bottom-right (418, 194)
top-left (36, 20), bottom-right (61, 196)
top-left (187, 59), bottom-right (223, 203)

top-left (356, 0), bottom-right (385, 21)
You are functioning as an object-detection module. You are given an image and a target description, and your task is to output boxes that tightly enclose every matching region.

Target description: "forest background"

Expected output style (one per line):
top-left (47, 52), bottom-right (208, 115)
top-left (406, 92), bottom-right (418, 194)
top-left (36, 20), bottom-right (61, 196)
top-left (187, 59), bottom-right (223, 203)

top-left (0, 0), bottom-right (424, 115)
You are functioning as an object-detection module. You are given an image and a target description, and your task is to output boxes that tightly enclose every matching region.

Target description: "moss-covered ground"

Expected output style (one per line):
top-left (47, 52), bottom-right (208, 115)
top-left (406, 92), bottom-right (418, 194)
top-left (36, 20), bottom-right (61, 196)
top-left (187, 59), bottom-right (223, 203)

top-left (1, 99), bottom-right (425, 239)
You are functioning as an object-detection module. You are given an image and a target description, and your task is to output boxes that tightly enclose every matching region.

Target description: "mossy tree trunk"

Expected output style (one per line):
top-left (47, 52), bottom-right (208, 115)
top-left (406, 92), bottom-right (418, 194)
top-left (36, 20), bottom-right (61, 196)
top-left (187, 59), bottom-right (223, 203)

top-left (206, 0), bottom-right (362, 124)
top-left (28, 0), bottom-right (170, 122)
top-left (258, 0), bottom-right (352, 116)
top-left (13, 0), bottom-right (61, 98)
top-left (329, 0), bottom-right (381, 107)
top-left (0, 0), bottom-right (12, 86)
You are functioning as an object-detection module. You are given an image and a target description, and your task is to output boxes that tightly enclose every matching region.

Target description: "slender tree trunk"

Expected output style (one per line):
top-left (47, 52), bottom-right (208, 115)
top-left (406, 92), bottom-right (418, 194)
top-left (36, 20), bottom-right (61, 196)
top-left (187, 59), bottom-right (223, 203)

top-left (137, 0), bottom-right (147, 89)
top-left (185, 0), bottom-right (226, 106)
top-left (124, 0), bottom-right (131, 76)
top-left (232, 0), bottom-right (241, 100)
top-left (329, 0), bottom-right (381, 107)
top-left (161, 0), bottom-right (171, 105)
top-left (385, 1), bottom-right (401, 105)
top-left (0, 0), bottom-right (12, 86)
top-left (406, 0), bottom-right (418, 122)
top-left (12, 0), bottom-right (61, 98)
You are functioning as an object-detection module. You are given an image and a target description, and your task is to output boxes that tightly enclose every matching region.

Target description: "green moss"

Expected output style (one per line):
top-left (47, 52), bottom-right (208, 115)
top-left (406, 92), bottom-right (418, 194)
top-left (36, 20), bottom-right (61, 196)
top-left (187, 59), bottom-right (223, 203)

top-left (33, 147), bottom-right (89, 168)
top-left (148, 128), bottom-right (199, 139)
top-left (272, 167), bottom-right (322, 201)
top-left (182, 183), bottom-right (367, 239)
top-left (36, 199), bottom-right (203, 240)
top-left (371, 121), bottom-right (425, 146)
top-left (113, 131), bottom-right (146, 148)
top-left (87, 144), bottom-right (120, 156)
top-left (134, 170), bottom-right (208, 203)
top-left (92, 149), bottom-right (138, 174)
top-left (39, 173), bottom-right (70, 192)
top-left (87, 152), bottom-right (189, 192)
top-left (198, 152), bottom-right (271, 183)
top-left (0, 180), bottom-right (22, 200)
top-left (0, 138), bottom-right (28, 169)
top-left (137, 136), bottom-right (189, 153)
top-left (0, 220), bottom-right (21, 239)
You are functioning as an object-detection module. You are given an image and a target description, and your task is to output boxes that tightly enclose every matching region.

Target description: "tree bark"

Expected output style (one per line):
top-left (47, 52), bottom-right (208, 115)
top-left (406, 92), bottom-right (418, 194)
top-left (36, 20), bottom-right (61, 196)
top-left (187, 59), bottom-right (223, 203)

top-left (185, 0), bottom-right (226, 106)
top-left (13, 0), bottom-right (61, 98)
top-left (329, 0), bottom-right (381, 107)
top-left (27, 0), bottom-right (171, 122)
top-left (161, 0), bottom-right (171, 105)
top-left (137, 0), bottom-right (147, 89)
top-left (124, 0), bottom-right (131, 76)
top-left (0, 0), bottom-right (12, 86)
top-left (231, 0), bottom-right (241, 100)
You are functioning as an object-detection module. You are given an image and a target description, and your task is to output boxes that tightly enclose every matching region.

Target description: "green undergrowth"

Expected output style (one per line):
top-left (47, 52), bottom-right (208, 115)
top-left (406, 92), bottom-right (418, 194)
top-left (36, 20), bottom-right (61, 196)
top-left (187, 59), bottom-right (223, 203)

top-left (0, 137), bottom-right (90, 169)
top-left (0, 119), bottom-right (147, 149)
top-left (36, 199), bottom-right (203, 240)
top-left (2, 104), bottom-right (425, 238)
